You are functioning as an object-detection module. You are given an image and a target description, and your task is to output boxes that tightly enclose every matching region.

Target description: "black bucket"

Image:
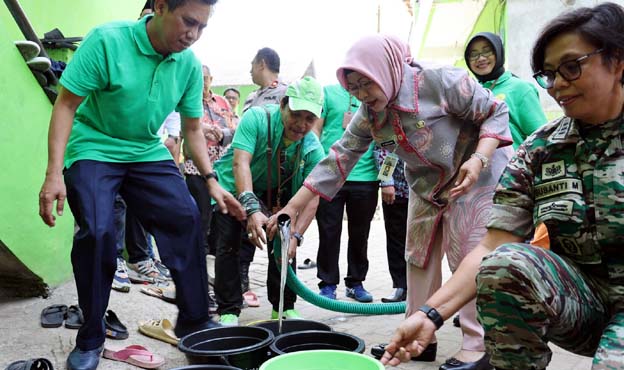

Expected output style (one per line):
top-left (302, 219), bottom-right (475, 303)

top-left (250, 319), bottom-right (332, 336)
top-left (178, 326), bottom-right (274, 370)
top-left (270, 330), bottom-right (365, 355)
top-left (169, 366), bottom-right (242, 370)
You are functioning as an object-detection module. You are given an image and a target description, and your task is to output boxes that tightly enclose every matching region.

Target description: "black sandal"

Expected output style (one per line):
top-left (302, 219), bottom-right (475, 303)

top-left (5, 358), bottom-right (53, 370)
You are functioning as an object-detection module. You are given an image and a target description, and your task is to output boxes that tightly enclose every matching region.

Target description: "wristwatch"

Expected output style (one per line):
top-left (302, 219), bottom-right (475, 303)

top-left (470, 152), bottom-right (489, 169)
top-left (200, 172), bottom-right (217, 182)
top-left (292, 232), bottom-right (304, 246)
top-left (418, 304), bottom-right (444, 329)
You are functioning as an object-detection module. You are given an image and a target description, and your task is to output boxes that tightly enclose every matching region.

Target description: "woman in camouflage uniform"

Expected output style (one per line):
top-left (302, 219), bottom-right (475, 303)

top-left (380, 3), bottom-right (624, 370)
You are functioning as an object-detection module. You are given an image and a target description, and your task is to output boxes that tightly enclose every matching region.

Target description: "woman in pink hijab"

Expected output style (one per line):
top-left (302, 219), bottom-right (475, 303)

top-left (268, 34), bottom-right (513, 370)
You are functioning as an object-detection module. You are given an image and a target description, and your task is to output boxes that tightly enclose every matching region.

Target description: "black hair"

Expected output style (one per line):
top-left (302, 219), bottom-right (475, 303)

top-left (280, 96), bottom-right (290, 109)
top-left (255, 47), bottom-right (280, 73)
top-left (223, 87), bottom-right (240, 97)
top-left (163, 0), bottom-right (217, 12)
top-left (531, 2), bottom-right (624, 74)
top-left (465, 32), bottom-right (505, 83)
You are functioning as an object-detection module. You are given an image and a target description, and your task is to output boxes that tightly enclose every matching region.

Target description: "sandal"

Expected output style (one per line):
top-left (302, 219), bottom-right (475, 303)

top-left (104, 310), bottom-right (129, 340)
top-left (140, 282), bottom-right (176, 304)
top-left (137, 319), bottom-right (179, 345)
top-left (64, 305), bottom-right (84, 329)
top-left (243, 290), bottom-right (260, 308)
top-left (40, 304), bottom-right (67, 328)
top-left (297, 258), bottom-right (317, 270)
top-left (103, 345), bottom-right (164, 369)
top-left (5, 358), bottom-right (53, 370)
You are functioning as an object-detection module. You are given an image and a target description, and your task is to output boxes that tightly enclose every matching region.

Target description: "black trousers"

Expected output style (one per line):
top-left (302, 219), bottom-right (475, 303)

top-left (113, 195), bottom-right (154, 263)
top-left (212, 210), bottom-right (297, 316)
top-left (186, 174), bottom-right (214, 255)
top-left (382, 197), bottom-right (408, 289)
top-left (315, 181), bottom-right (378, 288)
top-left (64, 160), bottom-right (210, 350)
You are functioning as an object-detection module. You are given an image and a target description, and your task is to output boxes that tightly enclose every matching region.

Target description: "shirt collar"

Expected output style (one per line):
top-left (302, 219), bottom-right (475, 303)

top-left (134, 15), bottom-right (179, 61)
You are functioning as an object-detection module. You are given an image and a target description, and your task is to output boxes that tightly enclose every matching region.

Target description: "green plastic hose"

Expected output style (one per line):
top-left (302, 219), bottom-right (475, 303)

top-left (273, 233), bottom-right (406, 315)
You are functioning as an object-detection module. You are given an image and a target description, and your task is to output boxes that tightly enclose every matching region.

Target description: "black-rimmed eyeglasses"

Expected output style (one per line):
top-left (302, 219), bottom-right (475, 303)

top-left (533, 49), bottom-right (603, 89)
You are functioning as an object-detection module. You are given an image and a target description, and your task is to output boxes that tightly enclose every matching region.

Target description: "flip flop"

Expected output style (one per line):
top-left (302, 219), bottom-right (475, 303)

top-left (243, 290), bottom-right (260, 308)
top-left (137, 318), bottom-right (179, 345)
top-left (5, 358), bottom-right (53, 370)
top-left (140, 284), bottom-right (176, 304)
top-left (65, 305), bottom-right (84, 329)
top-left (103, 344), bottom-right (165, 369)
top-left (105, 310), bottom-right (129, 340)
top-left (13, 40), bottom-right (40, 61)
top-left (40, 304), bottom-right (67, 328)
top-left (298, 258), bottom-right (317, 270)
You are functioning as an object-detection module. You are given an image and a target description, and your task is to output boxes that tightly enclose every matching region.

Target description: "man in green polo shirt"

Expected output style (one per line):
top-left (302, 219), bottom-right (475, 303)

top-left (37, 1), bottom-right (244, 369)
top-left (212, 76), bottom-right (325, 326)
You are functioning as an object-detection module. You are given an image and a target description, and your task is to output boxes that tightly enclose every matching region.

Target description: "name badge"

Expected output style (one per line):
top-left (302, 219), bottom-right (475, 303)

top-left (378, 153), bottom-right (398, 182)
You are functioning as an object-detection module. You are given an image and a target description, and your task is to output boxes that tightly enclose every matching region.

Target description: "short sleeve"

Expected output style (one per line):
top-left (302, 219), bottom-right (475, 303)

top-left (59, 28), bottom-right (109, 96)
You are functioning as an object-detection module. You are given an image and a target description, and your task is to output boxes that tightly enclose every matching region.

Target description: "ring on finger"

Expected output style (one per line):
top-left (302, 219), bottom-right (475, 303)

top-left (247, 232), bottom-right (253, 238)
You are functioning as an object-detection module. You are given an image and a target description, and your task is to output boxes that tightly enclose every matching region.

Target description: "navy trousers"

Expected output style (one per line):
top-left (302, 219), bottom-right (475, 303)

top-left (64, 160), bottom-right (210, 350)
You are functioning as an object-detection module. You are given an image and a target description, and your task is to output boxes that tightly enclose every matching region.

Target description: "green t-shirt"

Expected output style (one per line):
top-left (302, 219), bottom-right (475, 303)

top-left (60, 15), bottom-right (203, 168)
top-left (214, 104), bottom-right (325, 196)
top-left (482, 71), bottom-right (547, 149)
top-left (319, 84), bottom-right (377, 182)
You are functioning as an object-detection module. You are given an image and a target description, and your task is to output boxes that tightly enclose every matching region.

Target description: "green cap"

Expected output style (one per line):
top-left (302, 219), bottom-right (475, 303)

top-left (285, 76), bottom-right (324, 118)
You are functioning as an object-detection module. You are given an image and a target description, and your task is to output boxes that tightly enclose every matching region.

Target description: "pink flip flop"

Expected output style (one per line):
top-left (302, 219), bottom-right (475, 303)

top-left (243, 290), bottom-right (260, 308)
top-left (103, 344), bottom-right (165, 369)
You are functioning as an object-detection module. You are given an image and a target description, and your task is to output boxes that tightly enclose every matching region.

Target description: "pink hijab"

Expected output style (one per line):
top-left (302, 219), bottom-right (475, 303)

top-left (337, 34), bottom-right (412, 104)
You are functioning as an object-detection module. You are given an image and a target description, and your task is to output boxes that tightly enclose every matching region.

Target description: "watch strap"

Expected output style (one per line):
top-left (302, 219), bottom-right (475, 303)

top-left (200, 172), bottom-right (217, 182)
top-left (418, 304), bottom-right (444, 329)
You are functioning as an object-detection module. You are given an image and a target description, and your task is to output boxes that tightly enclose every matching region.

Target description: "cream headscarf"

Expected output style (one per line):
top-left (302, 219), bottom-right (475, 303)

top-left (336, 34), bottom-right (412, 104)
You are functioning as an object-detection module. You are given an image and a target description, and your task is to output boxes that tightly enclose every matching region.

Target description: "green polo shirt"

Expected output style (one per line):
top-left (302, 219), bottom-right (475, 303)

top-left (319, 84), bottom-right (377, 182)
top-left (60, 15), bottom-right (203, 168)
top-left (214, 104), bottom-right (325, 196)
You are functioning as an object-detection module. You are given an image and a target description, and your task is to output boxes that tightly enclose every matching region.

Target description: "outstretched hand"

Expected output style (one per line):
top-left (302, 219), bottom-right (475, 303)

top-left (266, 203), bottom-right (298, 241)
top-left (381, 312), bottom-right (437, 366)
top-left (207, 180), bottom-right (246, 221)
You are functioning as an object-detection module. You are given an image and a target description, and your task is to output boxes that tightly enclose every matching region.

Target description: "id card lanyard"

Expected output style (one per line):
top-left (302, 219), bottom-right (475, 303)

top-left (377, 137), bottom-right (399, 182)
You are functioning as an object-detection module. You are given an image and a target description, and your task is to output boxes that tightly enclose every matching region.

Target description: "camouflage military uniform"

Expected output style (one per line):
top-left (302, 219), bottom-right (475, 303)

top-left (477, 115), bottom-right (624, 369)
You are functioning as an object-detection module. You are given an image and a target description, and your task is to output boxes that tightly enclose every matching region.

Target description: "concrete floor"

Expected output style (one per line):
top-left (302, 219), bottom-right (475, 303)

top-left (0, 218), bottom-right (593, 370)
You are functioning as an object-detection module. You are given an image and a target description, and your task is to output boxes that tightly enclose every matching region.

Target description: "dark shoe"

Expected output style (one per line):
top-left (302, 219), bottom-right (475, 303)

top-left (381, 288), bottom-right (407, 303)
top-left (319, 284), bottom-right (337, 300)
top-left (371, 342), bottom-right (437, 362)
top-left (345, 284), bottom-right (373, 303)
top-left (104, 310), bottom-right (128, 340)
top-left (66, 346), bottom-right (103, 370)
top-left (453, 314), bottom-right (461, 327)
top-left (439, 353), bottom-right (493, 370)
top-left (5, 358), bottom-right (53, 370)
top-left (174, 318), bottom-right (221, 338)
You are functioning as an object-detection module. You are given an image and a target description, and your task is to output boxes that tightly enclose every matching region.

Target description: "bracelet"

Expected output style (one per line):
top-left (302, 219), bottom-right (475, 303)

top-left (470, 152), bottom-right (489, 169)
top-left (418, 304), bottom-right (444, 329)
top-left (238, 191), bottom-right (262, 217)
top-left (200, 172), bottom-right (217, 182)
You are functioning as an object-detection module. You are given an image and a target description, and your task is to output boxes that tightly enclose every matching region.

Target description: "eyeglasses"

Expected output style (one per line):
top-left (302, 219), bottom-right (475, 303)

top-left (346, 79), bottom-right (374, 95)
top-left (533, 49), bottom-right (603, 89)
top-left (468, 49), bottom-right (494, 61)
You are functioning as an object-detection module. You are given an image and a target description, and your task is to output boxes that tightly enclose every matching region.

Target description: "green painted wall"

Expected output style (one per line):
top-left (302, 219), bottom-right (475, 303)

top-left (0, 0), bottom-right (144, 290)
